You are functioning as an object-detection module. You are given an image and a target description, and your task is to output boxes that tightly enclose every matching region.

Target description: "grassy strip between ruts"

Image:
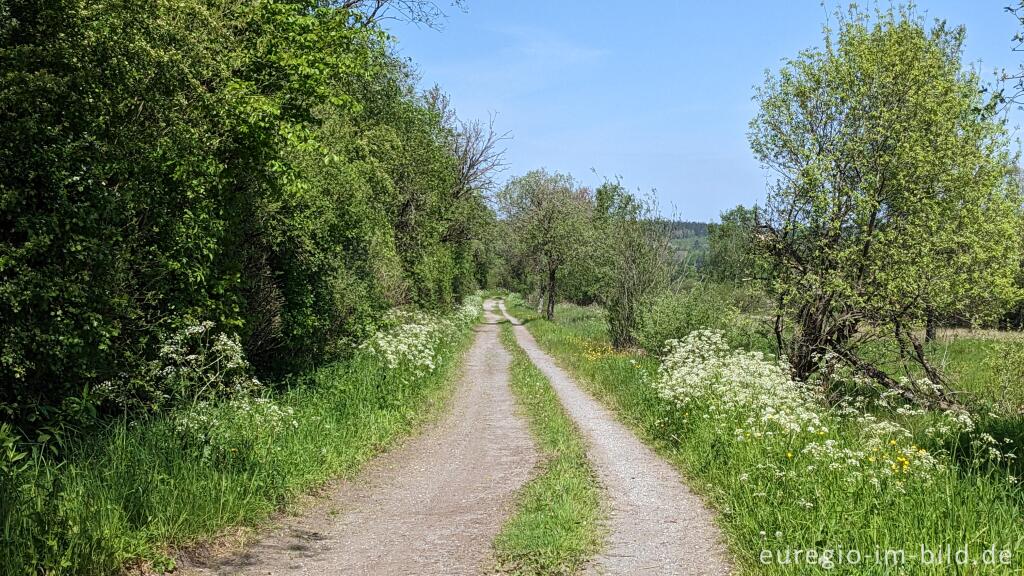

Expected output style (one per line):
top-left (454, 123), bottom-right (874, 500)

top-left (505, 301), bottom-right (1024, 576)
top-left (1, 307), bottom-right (478, 576)
top-left (492, 321), bottom-right (604, 575)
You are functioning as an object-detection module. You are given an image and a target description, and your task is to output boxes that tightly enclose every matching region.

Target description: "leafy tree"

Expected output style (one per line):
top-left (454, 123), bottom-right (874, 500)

top-left (0, 0), bottom-right (496, 431)
top-left (706, 205), bottom-right (762, 282)
top-left (749, 6), bottom-right (1023, 406)
top-left (593, 181), bottom-right (672, 349)
top-left (497, 170), bottom-right (591, 320)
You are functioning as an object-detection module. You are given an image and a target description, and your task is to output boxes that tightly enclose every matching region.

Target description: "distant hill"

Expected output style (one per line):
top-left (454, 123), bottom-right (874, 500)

top-left (660, 220), bottom-right (709, 275)
top-left (664, 220), bottom-right (709, 239)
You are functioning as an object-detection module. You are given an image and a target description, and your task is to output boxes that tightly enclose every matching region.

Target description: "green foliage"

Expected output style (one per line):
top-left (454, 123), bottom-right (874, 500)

top-left (0, 0), bottom-right (490, 429)
top-left (705, 204), bottom-right (762, 282)
top-left (749, 6), bottom-right (1024, 388)
top-left (592, 181), bottom-right (672, 349)
top-left (497, 170), bottom-right (592, 320)
top-left (634, 284), bottom-right (771, 355)
top-left (0, 302), bottom-right (477, 575)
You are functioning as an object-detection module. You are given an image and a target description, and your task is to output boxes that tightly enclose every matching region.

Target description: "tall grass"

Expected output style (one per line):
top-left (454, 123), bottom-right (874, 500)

top-left (507, 300), bottom-right (1024, 575)
top-left (492, 322), bottom-right (603, 575)
top-left (1, 310), bottom-right (477, 575)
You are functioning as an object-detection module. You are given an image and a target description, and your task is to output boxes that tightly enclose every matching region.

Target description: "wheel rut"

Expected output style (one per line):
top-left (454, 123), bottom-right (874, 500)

top-left (498, 300), bottom-right (732, 576)
top-left (186, 300), bottom-right (538, 576)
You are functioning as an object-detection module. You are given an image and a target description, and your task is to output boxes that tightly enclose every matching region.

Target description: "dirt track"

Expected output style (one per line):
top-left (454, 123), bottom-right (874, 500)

top-left (186, 300), bottom-right (538, 575)
top-left (498, 301), bottom-right (731, 576)
top-left (186, 299), bottom-right (731, 575)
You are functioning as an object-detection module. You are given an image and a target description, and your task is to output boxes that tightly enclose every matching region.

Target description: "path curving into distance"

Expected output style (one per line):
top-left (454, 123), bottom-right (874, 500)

top-left (498, 300), bottom-right (732, 576)
top-left (187, 300), bottom-right (538, 576)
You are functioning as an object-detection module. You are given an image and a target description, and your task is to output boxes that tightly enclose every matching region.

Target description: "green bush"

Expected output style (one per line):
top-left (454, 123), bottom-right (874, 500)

top-left (635, 284), bottom-right (772, 355)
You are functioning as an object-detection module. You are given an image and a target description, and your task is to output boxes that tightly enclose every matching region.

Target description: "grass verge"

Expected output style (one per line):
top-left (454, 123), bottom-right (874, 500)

top-left (507, 301), bottom-right (1024, 575)
top-left (1, 314), bottom-right (476, 576)
top-left (492, 321), bottom-right (603, 575)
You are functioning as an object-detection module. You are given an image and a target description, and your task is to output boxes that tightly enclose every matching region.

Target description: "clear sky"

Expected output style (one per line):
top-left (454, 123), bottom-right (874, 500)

top-left (388, 1), bottom-right (1024, 222)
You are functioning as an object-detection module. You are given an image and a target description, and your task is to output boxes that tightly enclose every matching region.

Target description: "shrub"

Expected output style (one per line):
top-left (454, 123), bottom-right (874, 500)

top-left (635, 285), bottom-right (739, 355)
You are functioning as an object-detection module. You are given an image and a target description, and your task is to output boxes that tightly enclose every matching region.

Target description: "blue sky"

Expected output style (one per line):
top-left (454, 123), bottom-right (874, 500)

top-left (388, 2), bottom-right (1024, 222)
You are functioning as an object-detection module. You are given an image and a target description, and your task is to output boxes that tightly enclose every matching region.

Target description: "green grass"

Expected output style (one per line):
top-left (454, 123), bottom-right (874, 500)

top-left (492, 321), bottom-right (604, 575)
top-left (507, 300), bottom-right (1024, 575)
top-left (0, 326), bottom-right (474, 576)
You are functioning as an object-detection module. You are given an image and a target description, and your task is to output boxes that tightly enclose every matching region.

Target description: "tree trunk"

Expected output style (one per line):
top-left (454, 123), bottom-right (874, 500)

top-left (545, 266), bottom-right (556, 320)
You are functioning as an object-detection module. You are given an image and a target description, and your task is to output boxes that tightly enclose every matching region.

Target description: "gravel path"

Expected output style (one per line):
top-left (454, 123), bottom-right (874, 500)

top-left (498, 301), bottom-right (732, 576)
top-left (186, 300), bottom-right (539, 575)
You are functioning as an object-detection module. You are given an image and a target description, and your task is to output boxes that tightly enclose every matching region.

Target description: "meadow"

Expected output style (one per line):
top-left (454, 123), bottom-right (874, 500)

top-left (505, 297), bottom-right (1024, 575)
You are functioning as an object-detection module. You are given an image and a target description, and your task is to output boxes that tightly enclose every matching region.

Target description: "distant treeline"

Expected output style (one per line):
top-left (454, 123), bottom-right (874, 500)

top-left (662, 220), bottom-right (709, 239)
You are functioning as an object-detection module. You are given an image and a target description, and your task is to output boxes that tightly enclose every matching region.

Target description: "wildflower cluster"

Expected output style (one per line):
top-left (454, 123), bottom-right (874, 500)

top-left (582, 341), bottom-right (626, 361)
top-left (359, 295), bottom-right (482, 379)
top-left (654, 330), bottom-right (1022, 498)
top-left (94, 321), bottom-right (262, 410)
top-left (799, 415), bottom-right (943, 491)
top-left (154, 321), bottom-right (261, 398)
top-left (172, 396), bottom-right (296, 465)
top-left (656, 331), bottom-right (826, 439)
top-left (655, 331), bottom-right (962, 494)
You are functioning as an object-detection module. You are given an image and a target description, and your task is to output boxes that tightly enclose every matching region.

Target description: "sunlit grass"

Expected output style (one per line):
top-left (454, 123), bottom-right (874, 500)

top-left (492, 321), bottom-right (604, 575)
top-left (0, 320), bottom-right (475, 576)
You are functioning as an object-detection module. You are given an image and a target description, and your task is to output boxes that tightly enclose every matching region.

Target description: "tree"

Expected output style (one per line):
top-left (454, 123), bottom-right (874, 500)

top-left (749, 6), bottom-right (1023, 406)
top-left (0, 0), bottom-right (494, 429)
top-left (593, 181), bottom-right (672, 349)
top-left (706, 205), bottom-right (761, 282)
top-left (341, 0), bottom-right (466, 29)
top-left (498, 170), bottom-right (591, 320)
top-left (999, 2), bottom-right (1024, 108)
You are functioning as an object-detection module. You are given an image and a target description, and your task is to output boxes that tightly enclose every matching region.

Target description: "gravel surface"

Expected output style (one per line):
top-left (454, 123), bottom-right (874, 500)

top-left (186, 301), bottom-right (539, 575)
top-left (498, 301), bottom-right (732, 576)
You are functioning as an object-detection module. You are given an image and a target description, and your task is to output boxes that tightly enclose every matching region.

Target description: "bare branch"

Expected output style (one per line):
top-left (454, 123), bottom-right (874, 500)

top-left (339, 0), bottom-right (466, 29)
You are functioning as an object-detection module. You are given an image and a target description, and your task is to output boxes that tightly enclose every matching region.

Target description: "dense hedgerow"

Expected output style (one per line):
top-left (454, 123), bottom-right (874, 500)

top-left (0, 0), bottom-right (490, 434)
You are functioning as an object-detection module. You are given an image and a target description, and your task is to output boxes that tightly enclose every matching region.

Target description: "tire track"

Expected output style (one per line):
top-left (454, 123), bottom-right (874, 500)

top-left (187, 300), bottom-right (538, 575)
top-left (498, 301), bottom-right (732, 576)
